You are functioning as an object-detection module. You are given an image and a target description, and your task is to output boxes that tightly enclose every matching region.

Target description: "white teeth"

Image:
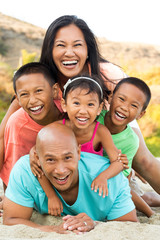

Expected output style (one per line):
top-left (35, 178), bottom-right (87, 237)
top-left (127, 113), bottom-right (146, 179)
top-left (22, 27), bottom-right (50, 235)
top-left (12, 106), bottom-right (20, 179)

top-left (30, 106), bottom-right (42, 111)
top-left (62, 60), bottom-right (77, 65)
top-left (56, 176), bottom-right (68, 181)
top-left (116, 112), bottom-right (126, 119)
top-left (77, 118), bottom-right (88, 122)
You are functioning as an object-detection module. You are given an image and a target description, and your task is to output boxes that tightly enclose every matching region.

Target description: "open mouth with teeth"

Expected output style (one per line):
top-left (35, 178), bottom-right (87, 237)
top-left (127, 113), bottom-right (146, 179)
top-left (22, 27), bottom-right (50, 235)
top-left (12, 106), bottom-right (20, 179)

top-left (54, 175), bottom-right (70, 185)
top-left (76, 117), bottom-right (88, 125)
top-left (62, 60), bottom-right (78, 66)
top-left (115, 111), bottom-right (127, 120)
top-left (29, 105), bottom-right (44, 115)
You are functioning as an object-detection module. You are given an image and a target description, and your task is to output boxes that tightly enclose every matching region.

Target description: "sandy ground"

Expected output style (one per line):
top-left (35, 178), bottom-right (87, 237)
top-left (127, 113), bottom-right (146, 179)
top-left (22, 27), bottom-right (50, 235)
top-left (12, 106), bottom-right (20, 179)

top-left (0, 162), bottom-right (160, 240)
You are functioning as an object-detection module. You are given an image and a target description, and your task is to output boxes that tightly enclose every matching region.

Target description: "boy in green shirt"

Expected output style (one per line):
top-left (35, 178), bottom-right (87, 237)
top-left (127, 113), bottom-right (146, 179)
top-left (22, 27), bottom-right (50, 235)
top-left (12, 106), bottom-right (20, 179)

top-left (98, 77), bottom-right (160, 217)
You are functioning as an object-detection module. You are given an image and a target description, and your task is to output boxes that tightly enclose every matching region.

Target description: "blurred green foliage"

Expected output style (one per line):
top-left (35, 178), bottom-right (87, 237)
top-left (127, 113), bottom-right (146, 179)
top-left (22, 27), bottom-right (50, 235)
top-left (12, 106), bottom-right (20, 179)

top-left (0, 39), bottom-right (8, 56)
top-left (18, 49), bottom-right (39, 68)
top-left (0, 55), bottom-right (160, 156)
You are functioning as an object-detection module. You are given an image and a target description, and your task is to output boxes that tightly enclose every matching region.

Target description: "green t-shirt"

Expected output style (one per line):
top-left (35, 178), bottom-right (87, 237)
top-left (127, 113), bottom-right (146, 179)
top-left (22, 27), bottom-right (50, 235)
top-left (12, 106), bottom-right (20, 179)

top-left (97, 110), bottom-right (139, 177)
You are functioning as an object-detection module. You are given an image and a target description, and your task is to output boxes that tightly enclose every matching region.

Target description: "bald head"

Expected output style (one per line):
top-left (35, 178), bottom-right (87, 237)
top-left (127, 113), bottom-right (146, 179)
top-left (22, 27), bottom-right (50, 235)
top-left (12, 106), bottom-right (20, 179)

top-left (35, 122), bottom-right (81, 192)
top-left (36, 122), bottom-right (78, 155)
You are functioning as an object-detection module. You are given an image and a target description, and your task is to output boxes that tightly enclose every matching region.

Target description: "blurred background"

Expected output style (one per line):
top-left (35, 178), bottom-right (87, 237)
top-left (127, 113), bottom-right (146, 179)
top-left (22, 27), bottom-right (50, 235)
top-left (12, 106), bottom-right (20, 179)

top-left (0, 0), bottom-right (160, 156)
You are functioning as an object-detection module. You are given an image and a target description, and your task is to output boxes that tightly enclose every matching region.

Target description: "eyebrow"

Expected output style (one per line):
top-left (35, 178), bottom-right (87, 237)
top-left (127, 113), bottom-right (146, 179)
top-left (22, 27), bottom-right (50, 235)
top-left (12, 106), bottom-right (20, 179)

top-left (119, 93), bottom-right (141, 106)
top-left (54, 39), bottom-right (84, 43)
top-left (44, 152), bottom-right (73, 158)
top-left (71, 96), bottom-right (98, 101)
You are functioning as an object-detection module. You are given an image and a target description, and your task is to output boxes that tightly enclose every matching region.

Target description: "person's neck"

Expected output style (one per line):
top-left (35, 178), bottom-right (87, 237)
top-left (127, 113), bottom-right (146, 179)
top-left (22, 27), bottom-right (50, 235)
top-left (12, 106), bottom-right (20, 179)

top-left (104, 111), bottom-right (127, 134)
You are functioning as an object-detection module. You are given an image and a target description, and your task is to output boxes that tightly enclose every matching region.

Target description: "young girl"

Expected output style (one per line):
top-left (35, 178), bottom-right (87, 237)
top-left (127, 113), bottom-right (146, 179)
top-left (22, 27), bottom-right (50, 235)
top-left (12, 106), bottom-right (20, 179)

top-left (31, 75), bottom-right (129, 216)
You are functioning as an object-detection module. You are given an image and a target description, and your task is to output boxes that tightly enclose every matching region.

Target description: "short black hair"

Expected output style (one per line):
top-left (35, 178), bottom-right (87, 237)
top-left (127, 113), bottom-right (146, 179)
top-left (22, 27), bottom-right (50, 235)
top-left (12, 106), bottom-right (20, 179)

top-left (13, 62), bottom-right (56, 93)
top-left (113, 77), bottom-right (151, 111)
top-left (63, 74), bottom-right (106, 104)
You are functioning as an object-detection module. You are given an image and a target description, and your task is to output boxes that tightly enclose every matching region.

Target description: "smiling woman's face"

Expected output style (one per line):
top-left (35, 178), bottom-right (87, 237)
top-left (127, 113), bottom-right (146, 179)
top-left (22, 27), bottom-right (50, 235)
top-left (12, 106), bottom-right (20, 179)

top-left (52, 24), bottom-right (88, 81)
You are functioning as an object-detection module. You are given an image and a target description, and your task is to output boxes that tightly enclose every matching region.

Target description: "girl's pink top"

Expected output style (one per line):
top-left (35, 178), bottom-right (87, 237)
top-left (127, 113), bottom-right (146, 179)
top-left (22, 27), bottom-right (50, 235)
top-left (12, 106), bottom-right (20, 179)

top-left (62, 119), bottom-right (103, 156)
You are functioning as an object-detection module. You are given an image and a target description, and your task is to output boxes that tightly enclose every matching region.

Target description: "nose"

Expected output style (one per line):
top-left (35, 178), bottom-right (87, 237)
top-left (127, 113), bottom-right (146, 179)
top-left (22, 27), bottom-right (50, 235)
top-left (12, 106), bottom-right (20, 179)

top-left (64, 46), bottom-right (75, 57)
top-left (54, 162), bottom-right (66, 175)
top-left (28, 94), bottom-right (37, 105)
top-left (78, 105), bottom-right (88, 114)
top-left (120, 102), bottom-right (129, 111)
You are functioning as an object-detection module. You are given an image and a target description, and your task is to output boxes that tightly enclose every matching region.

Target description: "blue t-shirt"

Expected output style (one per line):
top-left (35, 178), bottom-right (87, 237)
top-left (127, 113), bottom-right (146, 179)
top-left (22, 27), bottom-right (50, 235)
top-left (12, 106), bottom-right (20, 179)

top-left (6, 152), bottom-right (135, 221)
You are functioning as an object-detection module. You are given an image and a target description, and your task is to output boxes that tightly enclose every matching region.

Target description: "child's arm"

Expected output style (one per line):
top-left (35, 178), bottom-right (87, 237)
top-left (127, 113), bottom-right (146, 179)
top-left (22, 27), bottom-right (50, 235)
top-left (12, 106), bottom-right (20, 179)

top-left (0, 99), bottom-right (20, 171)
top-left (38, 175), bottom-right (63, 216)
top-left (91, 125), bottom-right (129, 197)
top-left (91, 157), bottom-right (128, 198)
top-left (29, 147), bottom-right (63, 216)
top-left (97, 124), bottom-right (121, 162)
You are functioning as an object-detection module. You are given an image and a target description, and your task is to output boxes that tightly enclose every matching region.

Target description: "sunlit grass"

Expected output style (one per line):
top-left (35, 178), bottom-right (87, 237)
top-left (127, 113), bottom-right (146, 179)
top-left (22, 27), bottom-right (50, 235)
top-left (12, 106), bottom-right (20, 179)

top-left (145, 134), bottom-right (160, 157)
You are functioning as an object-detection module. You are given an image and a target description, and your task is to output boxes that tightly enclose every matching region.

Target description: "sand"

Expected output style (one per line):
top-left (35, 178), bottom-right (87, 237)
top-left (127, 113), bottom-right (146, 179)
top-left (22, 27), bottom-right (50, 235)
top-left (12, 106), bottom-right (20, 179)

top-left (0, 168), bottom-right (160, 240)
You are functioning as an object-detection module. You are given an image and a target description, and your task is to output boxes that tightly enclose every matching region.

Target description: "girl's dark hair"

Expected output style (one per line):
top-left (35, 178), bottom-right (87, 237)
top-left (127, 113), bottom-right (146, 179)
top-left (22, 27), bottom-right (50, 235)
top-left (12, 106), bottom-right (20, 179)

top-left (113, 77), bottom-right (151, 111)
top-left (40, 15), bottom-right (107, 84)
top-left (13, 62), bottom-right (56, 93)
top-left (63, 74), bottom-right (108, 104)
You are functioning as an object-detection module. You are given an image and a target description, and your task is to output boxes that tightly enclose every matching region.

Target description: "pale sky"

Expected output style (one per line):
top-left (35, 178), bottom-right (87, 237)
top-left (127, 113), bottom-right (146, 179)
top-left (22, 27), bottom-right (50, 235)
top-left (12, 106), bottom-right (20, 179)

top-left (1, 0), bottom-right (160, 45)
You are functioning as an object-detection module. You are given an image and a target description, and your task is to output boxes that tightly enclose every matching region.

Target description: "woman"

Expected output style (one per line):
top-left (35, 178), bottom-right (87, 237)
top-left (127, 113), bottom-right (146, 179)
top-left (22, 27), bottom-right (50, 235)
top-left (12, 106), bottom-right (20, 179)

top-left (0, 15), bottom-right (160, 194)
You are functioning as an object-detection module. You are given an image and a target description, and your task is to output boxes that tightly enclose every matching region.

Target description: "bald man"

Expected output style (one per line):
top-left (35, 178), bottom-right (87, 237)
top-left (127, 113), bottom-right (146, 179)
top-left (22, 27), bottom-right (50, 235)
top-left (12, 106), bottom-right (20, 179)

top-left (3, 123), bottom-right (138, 233)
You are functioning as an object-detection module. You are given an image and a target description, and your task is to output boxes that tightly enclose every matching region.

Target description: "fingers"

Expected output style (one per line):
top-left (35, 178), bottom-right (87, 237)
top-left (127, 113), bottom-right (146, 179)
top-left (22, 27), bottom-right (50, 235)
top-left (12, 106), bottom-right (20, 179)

top-left (63, 213), bottom-right (95, 233)
top-left (91, 181), bottom-right (108, 198)
top-left (119, 154), bottom-right (129, 169)
top-left (48, 206), bottom-right (62, 216)
top-left (48, 199), bottom-right (63, 216)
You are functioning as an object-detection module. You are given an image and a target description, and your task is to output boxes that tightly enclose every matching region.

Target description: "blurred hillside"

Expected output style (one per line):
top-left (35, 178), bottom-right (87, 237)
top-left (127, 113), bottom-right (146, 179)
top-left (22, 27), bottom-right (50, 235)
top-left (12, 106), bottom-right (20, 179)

top-left (1, 12), bottom-right (160, 70)
top-left (0, 12), bottom-right (160, 156)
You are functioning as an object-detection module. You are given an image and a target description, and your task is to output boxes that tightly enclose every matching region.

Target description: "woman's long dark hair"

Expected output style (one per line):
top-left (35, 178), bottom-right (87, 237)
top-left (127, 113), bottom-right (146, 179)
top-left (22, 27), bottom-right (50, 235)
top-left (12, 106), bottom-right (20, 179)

top-left (40, 15), bottom-right (108, 84)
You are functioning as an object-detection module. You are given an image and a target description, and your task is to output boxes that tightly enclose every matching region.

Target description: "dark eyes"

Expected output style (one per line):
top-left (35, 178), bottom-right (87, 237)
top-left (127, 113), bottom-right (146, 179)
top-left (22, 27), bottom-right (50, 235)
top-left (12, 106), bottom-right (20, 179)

top-left (20, 93), bottom-right (28, 97)
top-left (74, 43), bottom-right (82, 47)
top-left (88, 103), bottom-right (94, 106)
top-left (65, 156), bottom-right (72, 160)
top-left (36, 89), bottom-right (43, 93)
top-left (73, 101), bottom-right (80, 105)
top-left (119, 97), bottom-right (124, 101)
top-left (57, 43), bottom-right (65, 47)
top-left (46, 158), bottom-right (54, 162)
top-left (131, 104), bottom-right (138, 108)
top-left (56, 43), bottom-right (82, 47)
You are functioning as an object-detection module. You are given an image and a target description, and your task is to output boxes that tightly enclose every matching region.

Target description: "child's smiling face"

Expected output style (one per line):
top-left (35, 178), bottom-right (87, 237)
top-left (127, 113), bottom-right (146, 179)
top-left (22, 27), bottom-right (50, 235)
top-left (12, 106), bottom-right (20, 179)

top-left (61, 87), bottom-right (103, 129)
top-left (110, 83), bottom-right (146, 127)
top-left (16, 73), bottom-right (57, 125)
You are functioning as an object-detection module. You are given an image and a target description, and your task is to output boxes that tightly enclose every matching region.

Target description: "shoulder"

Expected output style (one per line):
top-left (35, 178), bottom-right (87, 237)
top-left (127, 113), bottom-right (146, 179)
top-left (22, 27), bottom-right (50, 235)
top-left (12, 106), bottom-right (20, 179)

top-left (79, 152), bottom-right (110, 177)
top-left (6, 108), bottom-right (26, 126)
top-left (5, 154), bottom-right (40, 208)
top-left (10, 154), bottom-right (31, 176)
top-left (100, 62), bottom-right (127, 80)
top-left (96, 122), bottom-right (110, 135)
top-left (6, 154), bottom-right (39, 191)
top-left (126, 125), bottom-right (139, 142)
top-left (112, 125), bottom-right (139, 147)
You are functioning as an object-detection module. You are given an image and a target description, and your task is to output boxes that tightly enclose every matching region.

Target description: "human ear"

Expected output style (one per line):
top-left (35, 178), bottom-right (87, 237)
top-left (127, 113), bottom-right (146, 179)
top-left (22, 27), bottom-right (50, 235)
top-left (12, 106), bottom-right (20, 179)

top-left (34, 150), bottom-right (41, 167)
top-left (97, 102), bottom-right (104, 116)
top-left (108, 93), bottom-right (113, 105)
top-left (61, 98), bottom-right (67, 112)
top-left (52, 83), bottom-right (60, 99)
top-left (136, 110), bottom-right (146, 120)
top-left (15, 94), bottom-right (22, 107)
